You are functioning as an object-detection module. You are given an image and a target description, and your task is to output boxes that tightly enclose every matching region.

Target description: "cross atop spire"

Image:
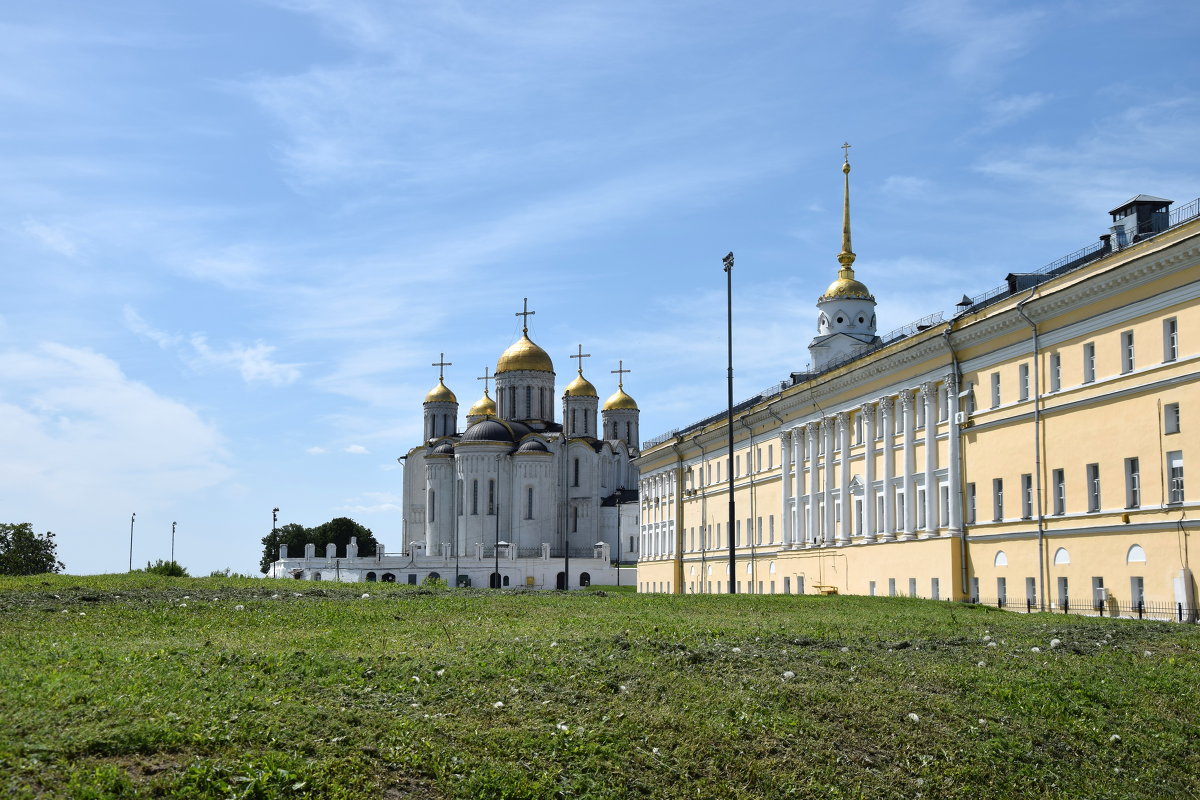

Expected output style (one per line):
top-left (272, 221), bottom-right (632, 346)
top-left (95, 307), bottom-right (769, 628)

top-left (432, 352), bottom-right (452, 381)
top-left (570, 344), bottom-right (591, 374)
top-left (476, 365), bottom-right (492, 394)
top-left (611, 359), bottom-right (631, 389)
top-left (515, 297), bottom-right (535, 334)
top-left (841, 141), bottom-right (851, 162)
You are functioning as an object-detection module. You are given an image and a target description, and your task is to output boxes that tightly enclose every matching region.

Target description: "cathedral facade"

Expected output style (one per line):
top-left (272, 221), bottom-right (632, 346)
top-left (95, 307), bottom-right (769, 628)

top-left (273, 305), bottom-right (641, 588)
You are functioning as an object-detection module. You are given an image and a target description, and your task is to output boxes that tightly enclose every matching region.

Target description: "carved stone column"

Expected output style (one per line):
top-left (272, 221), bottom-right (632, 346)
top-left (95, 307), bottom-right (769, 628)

top-left (922, 381), bottom-right (938, 537)
top-left (780, 429), bottom-right (792, 546)
top-left (880, 397), bottom-right (896, 542)
top-left (806, 424), bottom-right (820, 547)
top-left (836, 412), bottom-right (851, 545)
top-left (900, 389), bottom-right (917, 540)
top-left (861, 402), bottom-right (876, 542)
top-left (822, 418), bottom-right (835, 546)
top-left (946, 370), bottom-right (963, 535)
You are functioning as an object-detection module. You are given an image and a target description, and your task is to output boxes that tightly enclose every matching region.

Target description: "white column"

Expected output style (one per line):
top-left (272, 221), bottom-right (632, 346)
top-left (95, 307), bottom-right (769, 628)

top-left (922, 381), bottom-right (938, 537)
top-left (780, 430), bottom-right (792, 546)
top-left (793, 428), bottom-right (805, 548)
top-left (836, 412), bottom-right (851, 545)
top-left (946, 370), bottom-right (963, 535)
top-left (822, 418), bottom-right (835, 546)
top-left (861, 402), bottom-right (876, 543)
top-left (880, 396), bottom-right (896, 542)
top-left (806, 424), bottom-right (819, 547)
top-left (901, 389), bottom-right (917, 540)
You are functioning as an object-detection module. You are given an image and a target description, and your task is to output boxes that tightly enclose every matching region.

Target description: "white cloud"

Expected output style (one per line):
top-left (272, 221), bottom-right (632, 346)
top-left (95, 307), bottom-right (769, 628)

top-left (881, 175), bottom-right (932, 196)
top-left (22, 217), bottom-right (79, 257)
top-left (305, 446), bottom-right (327, 455)
top-left (901, 0), bottom-right (1043, 82)
top-left (340, 490), bottom-right (401, 513)
top-left (344, 444), bottom-right (370, 454)
top-left (0, 343), bottom-right (231, 557)
top-left (124, 306), bottom-right (302, 386)
top-left (978, 92), bottom-right (1051, 132)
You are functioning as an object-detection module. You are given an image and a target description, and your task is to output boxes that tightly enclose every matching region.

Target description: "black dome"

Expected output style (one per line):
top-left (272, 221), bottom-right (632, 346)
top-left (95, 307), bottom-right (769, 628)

top-left (516, 437), bottom-right (549, 453)
top-left (460, 418), bottom-right (515, 443)
top-left (430, 441), bottom-right (455, 456)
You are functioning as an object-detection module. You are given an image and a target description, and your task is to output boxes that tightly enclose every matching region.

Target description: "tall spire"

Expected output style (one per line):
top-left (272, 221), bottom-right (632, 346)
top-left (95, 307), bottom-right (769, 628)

top-left (838, 142), bottom-right (856, 277)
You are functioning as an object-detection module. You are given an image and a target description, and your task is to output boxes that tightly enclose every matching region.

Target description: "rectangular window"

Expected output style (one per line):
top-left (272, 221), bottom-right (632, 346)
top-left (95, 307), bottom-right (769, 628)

top-left (1083, 342), bottom-right (1096, 383)
top-left (573, 458), bottom-right (580, 487)
top-left (1026, 577), bottom-right (1037, 604)
top-left (1092, 576), bottom-right (1105, 609)
top-left (1021, 473), bottom-right (1033, 519)
top-left (1130, 576), bottom-right (1145, 606)
top-left (735, 520), bottom-right (741, 547)
top-left (571, 506), bottom-right (578, 532)
top-left (783, 576), bottom-right (791, 594)
top-left (1087, 463), bottom-right (1101, 512)
top-left (1019, 363), bottom-right (1030, 401)
top-left (917, 488), bottom-right (927, 529)
top-left (1125, 457), bottom-right (1141, 508)
top-left (1052, 469), bottom-right (1065, 515)
top-left (1058, 576), bottom-right (1069, 609)
top-left (1121, 330), bottom-right (1135, 373)
top-left (1164, 317), bottom-right (1178, 362)
top-left (992, 478), bottom-right (1004, 521)
top-left (757, 517), bottom-right (763, 545)
top-left (855, 413), bottom-right (864, 443)
top-left (1168, 451), bottom-right (1184, 504)
top-left (1049, 352), bottom-right (1061, 392)
top-left (767, 444), bottom-right (774, 469)
top-left (526, 487), bottom-right (534, 519)
top-left (717, 462), bottom-right (722, 483)
top-left (966, 483), bottom-right (977, 524)
top-left (990, 372), bottom-right (1001, 408)
top-left (888, 577), bottom-right (896, 597)
top-left (940, 484), bottom-right (950, 527)
top-left (970, 577), bottom-right (980, 602)
top-left (997, 576), bottom-right (1007, 606)
top-left (797, 576), bottom-right (805, 594)
top-left (916, 397), bottom-right (926, 429)
top-left (472, 480), bottom-right (479, 515)
top-left (931, 577), bottom-right (940, 600)
top-left (908, 577), bottom-right (917, 597)
top-left (869, 580), bottom-right (876, 596)
top-left (1165, 402), bottom-right (1181, 434)
top-left (769, 515), bottom-right (775, 543)
top-left (735, 455), bottom-right (741, 477)
top-left (939, 385), bottom-right (949, 421)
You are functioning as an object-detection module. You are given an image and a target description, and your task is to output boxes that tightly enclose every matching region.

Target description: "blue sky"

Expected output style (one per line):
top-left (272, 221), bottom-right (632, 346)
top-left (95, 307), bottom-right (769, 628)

top-left (3, 0), bottom-right (1199, 575)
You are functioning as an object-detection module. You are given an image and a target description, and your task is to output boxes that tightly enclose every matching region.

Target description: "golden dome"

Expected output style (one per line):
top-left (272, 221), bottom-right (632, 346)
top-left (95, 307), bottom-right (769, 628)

top-left (467, 389), bottom-right (497, 417)
top-left (820, 269), bottom-right (874, 302)
top-left (496, 333), bottom-right (554, 374)
top-left (424, 378), bottom-right (457, 404)
top-left (603, 387), bottom-right (638, 411)
top-left (564, 371), bottom-right (598, 398)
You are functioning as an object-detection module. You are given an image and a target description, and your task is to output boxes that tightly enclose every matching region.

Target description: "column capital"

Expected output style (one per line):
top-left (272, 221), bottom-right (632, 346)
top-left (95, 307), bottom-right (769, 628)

top-left (878, 396), bottom-right (893, 419)
top-left (921, 380), bottom-right (938, 397)
top-left (898, 388), bottom-right (916, 411)
top-left (859, 401), bottom-right (875, 417)
top-left (835, 410), bottom-right (851, 427)
top-left (944, 370), bottom-right (959, 393)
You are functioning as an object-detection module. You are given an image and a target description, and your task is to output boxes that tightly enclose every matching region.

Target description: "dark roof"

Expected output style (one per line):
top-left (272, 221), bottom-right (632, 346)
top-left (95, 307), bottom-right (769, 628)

top-left (460, 418), bottom-right (516, 443)
top-left (515, 437), bottom-right (549, 453)
top-left (430, 441), bottom-right (455, 456)
top-left (1110, 194), bottom-right (1171, 214)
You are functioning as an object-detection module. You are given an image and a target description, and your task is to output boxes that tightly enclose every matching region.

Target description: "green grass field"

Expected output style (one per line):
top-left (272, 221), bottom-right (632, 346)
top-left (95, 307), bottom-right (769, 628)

top-left (1, 574), bottom-right (1197, 799)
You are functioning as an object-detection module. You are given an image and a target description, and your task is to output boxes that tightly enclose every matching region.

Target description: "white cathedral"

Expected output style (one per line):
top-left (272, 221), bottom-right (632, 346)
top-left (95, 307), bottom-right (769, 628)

top-left (270, 302), bottom-right (641, 588)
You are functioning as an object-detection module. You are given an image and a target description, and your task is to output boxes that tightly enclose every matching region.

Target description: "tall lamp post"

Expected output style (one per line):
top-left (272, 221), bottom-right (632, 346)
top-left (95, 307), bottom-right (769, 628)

top-left (724, 251), bottom-right (737, 594)
top-left (128, 512), bottom-right (136, 572)
top-left (171, 521), bottom-right (176, 564)
top-left (272, 507), bottom-right (280, 570)
top-left (614, 496), bottom-right (623, 587)
top-left (494, 454), bottom-right (502, 589)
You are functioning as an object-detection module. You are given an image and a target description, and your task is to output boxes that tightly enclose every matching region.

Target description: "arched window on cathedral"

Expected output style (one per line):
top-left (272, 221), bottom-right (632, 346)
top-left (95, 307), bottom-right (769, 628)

top-left (526, 487), bottom-right (534, 519)
top-left (509, 386), bottom-right (516, 417)
top-left (472, 480), bottom-right (479, 515)
top-left (525, 386), bottom-right (532, 418)
top-left (625, 421), bottom-right (631, 442)
top-left (572, 506), bottom-right (578, 532)
top-left (488, 479), bottom-right (495, 515)
top-left (428, 490), bottom-right (435, 522)
top-left (570, 408), bottom-right (576, 433)
top-left (573, 458), bottom-right (580, 487)
top-left (457, 480), bottom-right (463, 515)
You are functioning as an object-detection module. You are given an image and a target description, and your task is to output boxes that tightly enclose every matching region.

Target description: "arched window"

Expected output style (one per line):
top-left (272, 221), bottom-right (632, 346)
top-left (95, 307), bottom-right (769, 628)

top-left (1053, 547), bottom-right (1070, 565)
top-left (572, 506), bottom-right (578, 532)
top-left (472, 480), bottom-right (479, 515)
top-left (573, 458), bottom-right (580, 487)
top-left (994, 550), bottom-right (1008, 567)
top-left (580, 572), bottom-right (591, 587)
top-left (428, 490), bottom-right (435, 522)
top-left (382, 573), bottom-right (396, 582)
top-left (488, 479), bottom-right (495, 515)
top-left (526, 487), bottom-right (534, 519)
top-left (502, 575), bottom-right (510, 587)
top-left (525, 386), bottom-right (532, 418)
top-left (1126, 544), bottom-right (1147, 563)
top-left (571, 408), bottom-right (577, 433)
top-left (311, 572), bottom-right (322, 581)
top-left (625, 421), bottom-right (631, 442)
top-left (366, 572), bottom-right (377, 582)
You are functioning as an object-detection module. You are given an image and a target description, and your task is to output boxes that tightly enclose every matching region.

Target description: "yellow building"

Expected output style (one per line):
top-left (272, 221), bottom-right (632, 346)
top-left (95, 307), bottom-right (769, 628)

top-left (635, 163), bottom-right (1200, 620)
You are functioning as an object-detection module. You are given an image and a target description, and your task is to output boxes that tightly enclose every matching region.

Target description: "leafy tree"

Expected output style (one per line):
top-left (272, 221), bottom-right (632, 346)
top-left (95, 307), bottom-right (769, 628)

top-left (140, 559), bottom-right (189, 577)
top-left (258, 518), bottom-right (378, 574)
top-left (0, 523), bottom-right (65, 575)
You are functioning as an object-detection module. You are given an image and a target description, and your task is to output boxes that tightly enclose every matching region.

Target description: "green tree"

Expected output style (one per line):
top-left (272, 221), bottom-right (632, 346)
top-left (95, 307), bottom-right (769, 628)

top-left (258, 518), bottom-right (378, 574)
top-left (259, 522), bottom-right (307, 574)
top-left (0, 523), bottom-right (65, 575)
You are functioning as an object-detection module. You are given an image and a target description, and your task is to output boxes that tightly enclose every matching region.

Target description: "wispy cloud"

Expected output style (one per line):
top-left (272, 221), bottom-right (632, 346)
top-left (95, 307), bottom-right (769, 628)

top-left (305, 446), bottom-right (327, 455)
top-left (343, 444), bottom-right (369, 455)
top-left (21, 218), bottom-right (80, 257)
top-left (901, 0), bottom-right (1043, 83)
top-left (124, 306), bottom-right (302, 386)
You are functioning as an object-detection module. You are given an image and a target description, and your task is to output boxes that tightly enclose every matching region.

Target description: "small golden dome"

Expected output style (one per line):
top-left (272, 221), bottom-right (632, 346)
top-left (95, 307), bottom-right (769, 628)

top-left (603, 387), bottom-right (638, 411)
top-left (496, 333), bottom-right (554, 374)
top-left (468, 389), bottom-right (497, 417)
top-left (820, 276), bottom-right (874, 302)
top-left (564, 371), bottom-right (598, 398)
top-left (424, 378), bottom-right (457, 404)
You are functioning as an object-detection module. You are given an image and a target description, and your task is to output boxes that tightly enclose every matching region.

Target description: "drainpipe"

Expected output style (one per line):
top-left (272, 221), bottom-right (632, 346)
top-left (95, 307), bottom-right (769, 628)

top-left (941, 324), bottom-right (969, 600)
top-left (1016, 288), bottom-right (1047, 612)
top-left (670, 436), bottom-right (686, 594)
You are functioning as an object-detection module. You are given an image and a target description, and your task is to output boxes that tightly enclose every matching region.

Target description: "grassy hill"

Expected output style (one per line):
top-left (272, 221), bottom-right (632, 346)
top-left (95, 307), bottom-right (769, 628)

top-left (1, 574), bottom-right (1197, 799)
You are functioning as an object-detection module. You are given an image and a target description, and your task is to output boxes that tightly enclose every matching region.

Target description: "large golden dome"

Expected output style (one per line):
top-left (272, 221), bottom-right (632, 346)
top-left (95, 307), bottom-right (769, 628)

top-left (467, 389), bottom-right (497, 417)
top-left (820, 269), bottom-right (874, 302)
top-left (603, 387), bottom-right (638, 411)
top-left (564, 371), bottom-right (598, 398)
top-left (424, 378), bottom-right (457, 404)
top-left (496, 333), bottom-right (554, 373)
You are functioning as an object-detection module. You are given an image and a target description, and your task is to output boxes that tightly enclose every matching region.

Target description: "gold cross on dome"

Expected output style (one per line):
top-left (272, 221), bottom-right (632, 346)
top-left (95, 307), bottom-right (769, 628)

top-left (476, 366), bottom-right (492, 393)
top-left (515, 297), bottom-right (536, 333)
top-left (432, 352), bottom-right (452, 381)
top-left (611, 359), bottom-right (631, 389)
top-left (570, 344), bottom-right (591, 373)
top-left (841, 141), bottom-right (852, 162)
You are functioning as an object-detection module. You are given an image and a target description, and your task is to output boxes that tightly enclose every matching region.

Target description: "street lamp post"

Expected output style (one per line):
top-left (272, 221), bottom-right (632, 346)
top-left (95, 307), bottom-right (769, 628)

top-left (494, 455), bottom-right (502, 589)
top-left (614, 496), bottom-right (623, 587)
top-left (724, 251), bottom-right (737, 594)
top-left (272, 507), bottom-right (280, 570)
top-left (171, 521), bottom-right (176, 564)
top-left (128, 512), bottom-right (136, 572)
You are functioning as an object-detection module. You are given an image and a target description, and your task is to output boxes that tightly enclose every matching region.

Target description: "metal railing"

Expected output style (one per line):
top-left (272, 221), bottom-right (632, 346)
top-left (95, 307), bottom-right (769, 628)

top-left (969, 596), bottom-right (1196, 623)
